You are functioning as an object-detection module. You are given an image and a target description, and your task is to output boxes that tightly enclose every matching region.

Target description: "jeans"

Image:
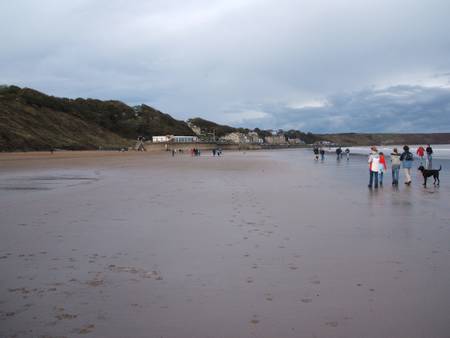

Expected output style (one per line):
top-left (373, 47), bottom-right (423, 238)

top-left (392, 165), bottom-right (400, 184)
top-left (379, 171), bottom-right (384, 185)
top-left (369, 171), bottom-right (379, 188)
top-left (426, 154), bottom-right (432, 169)
top-left (404, 168), bottom-right (412, 183)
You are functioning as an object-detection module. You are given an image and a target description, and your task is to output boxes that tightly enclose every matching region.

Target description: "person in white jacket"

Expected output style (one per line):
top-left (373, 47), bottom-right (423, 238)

top-left (368, 146), bottom-right (380, 188)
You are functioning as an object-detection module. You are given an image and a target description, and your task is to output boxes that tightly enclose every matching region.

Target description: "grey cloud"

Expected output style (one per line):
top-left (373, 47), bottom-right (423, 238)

top-left (1, 0), bottom-right (450, 131)
top-left (239, 84), bottom-right (450, 132)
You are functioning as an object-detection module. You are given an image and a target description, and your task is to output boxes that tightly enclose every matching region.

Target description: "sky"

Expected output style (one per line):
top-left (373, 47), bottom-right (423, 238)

top-left (1, 0), bottom-right (450, 133)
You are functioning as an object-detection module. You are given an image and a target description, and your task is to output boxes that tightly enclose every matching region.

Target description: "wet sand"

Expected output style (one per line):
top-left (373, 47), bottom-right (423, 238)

top-left (1, 149), bottom-right (450, 338)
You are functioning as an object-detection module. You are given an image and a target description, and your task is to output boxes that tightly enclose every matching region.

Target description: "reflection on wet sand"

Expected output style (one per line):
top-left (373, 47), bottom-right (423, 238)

top-left (0, 149), bottom-right (449, 338)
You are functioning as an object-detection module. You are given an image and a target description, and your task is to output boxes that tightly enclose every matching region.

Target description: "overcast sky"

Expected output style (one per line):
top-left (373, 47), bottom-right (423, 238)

top-left (1, 0), bottom-right (450, 132)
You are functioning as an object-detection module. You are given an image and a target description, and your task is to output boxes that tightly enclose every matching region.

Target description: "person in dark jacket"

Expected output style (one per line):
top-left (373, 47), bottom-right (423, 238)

top-left (336, 147), bottom-right (342, 160)
top-left (313, 147), bottom-right (319, 160)
top-left (426, 144), bottom-right (433, 169)
top-left (400, 145), bottom-right (414, 185)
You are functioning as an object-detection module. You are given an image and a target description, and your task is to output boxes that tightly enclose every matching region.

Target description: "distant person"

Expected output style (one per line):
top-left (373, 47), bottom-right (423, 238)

top-left (313, 147), bottom-right (319, 160)
top-left (368, 147), bottom-right (380, 188)
top-left (400, 145), bottom-right (414, 185)
top-left (345, 148), bottom-right (350, 160)
top-left (336, 147), bottom-right (342, 160)
top-left (416, 145), bottom-right (425, 164)
top-left (171, 149), bottom-right (175, 157)
top-left (425, 144), bottom-right (433, 169)
top-left (320, 148), bottom-right (325, 161)
top-left (212, 149), bottom-right (216, 156)
top-left (378, 152), bottom-right (387, 187)
top-left (390, 147), bottom-right (401, 186)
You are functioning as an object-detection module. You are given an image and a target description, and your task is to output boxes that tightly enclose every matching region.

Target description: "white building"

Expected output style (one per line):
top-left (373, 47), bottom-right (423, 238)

top-left (248, 132), bottom-right (264, 144)
top-left (171, 136), bottom-right (198, 143)
top-left (152, 135), bottom-right (198, 143)
top-left (152, 135), bottom-right (171, 143)
top-left (220, 132), bottom-right (251, 144)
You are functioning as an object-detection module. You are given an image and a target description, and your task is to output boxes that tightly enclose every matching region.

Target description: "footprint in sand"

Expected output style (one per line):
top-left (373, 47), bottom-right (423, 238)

top-left (77, 324), bottom-right (95, 334)
top-left (250, 314), bottom-right (260, 324)
top-left (325, 321), bottom-right (339, 327)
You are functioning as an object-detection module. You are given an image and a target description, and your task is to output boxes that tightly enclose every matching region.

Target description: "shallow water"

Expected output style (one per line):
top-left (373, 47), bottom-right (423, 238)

top-left (0, 149), bottom-right (449, 338)
top-left (337, 144), bottom-right (450, 160)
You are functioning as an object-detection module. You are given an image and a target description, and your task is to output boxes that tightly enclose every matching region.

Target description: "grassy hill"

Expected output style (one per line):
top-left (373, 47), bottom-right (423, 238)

top-left (0, 86), bottom-right (194, 151)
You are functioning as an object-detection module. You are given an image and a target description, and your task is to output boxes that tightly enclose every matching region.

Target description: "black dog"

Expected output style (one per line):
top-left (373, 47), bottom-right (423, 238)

top-left (418, 165), bottom-right (441, 187)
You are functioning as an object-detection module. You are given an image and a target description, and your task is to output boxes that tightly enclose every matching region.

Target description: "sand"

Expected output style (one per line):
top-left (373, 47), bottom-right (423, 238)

top-left (1, 149), bottom-right (450, 337)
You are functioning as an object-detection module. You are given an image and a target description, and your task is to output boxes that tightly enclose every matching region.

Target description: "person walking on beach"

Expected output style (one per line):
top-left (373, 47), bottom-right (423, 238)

top-left (400, 145), bottom-right (414, 185)
top-left (390, 148), bottom-right (401, 186)
top-left (320, 148), bottom-right (325, 161)
top-left (313, 147), bottom-right (319, 160)
top-left (345, 148), bottom-right (350, 160)
top-left (426, 144), bottom-right (433, 169)
top-left (416, 145), bottom-right (425, 164)
top-left (368, 147), bottom-right (380, 188)
top-left (336, 147), bottom-right (342, 160)
top-left (378, 152), bottom-right (387, 187)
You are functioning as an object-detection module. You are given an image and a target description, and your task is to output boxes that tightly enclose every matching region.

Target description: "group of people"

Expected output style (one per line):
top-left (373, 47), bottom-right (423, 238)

top-left (336, 147), bottom-right (351, 160)
top-left (170, 148), bottom-right (224, 157)
top-left (190, 148), bottom-right (201, 156)
top-left (171, 148), bottom-right (185, 156)
top-left (312, 146), bottom-right (350, 161)
top-left (368, 144), bottom-right (434, 188)
top-left (415, 144), bottom-right (433, 169)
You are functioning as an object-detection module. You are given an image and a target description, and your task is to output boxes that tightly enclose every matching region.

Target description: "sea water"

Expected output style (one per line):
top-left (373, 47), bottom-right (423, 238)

top-left (333, 144), bottom-right (450, 160)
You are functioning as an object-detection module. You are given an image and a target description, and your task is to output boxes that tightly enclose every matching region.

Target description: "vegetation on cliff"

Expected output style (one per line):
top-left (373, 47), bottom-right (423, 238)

top-left (0, 86), bottom-right (193, 151)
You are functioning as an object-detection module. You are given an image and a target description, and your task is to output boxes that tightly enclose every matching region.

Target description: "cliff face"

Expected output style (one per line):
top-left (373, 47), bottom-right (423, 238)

top-left (187, 118), bottom-right (239, 138)
top-left (0, 86), bottom-right (194, 151)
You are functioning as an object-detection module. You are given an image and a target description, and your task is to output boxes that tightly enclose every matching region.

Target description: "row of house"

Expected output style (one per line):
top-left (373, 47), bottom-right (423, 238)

top-left (219, 132), bottom-right (264, 144)
top-left (151, 133), bottom-right (305, 145)
top-left (220, 132), bottom-right (305, 145)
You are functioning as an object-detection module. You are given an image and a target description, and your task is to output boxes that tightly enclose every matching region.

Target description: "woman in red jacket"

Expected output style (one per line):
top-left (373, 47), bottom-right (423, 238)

top-left (416, 146), bottom-right (425, 164)
top-left (379, 152), bottom-right (387, 187)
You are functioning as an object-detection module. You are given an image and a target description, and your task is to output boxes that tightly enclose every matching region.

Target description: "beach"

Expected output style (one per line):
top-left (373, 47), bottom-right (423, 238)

top-left (1, 149), bottom-right (450, 338)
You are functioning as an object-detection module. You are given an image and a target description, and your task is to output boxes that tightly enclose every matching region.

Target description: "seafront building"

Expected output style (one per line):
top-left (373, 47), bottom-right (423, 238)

top-left (287, 138), bottom-right (304, 145)
top-left (265, 135), bottom-right (287, 145)
top-left (220, 132), bottom-right (250, 144)
top-left (248, 131), bottom-right (264, 144)
top-left (152, 135), bottom-right (199, 143)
